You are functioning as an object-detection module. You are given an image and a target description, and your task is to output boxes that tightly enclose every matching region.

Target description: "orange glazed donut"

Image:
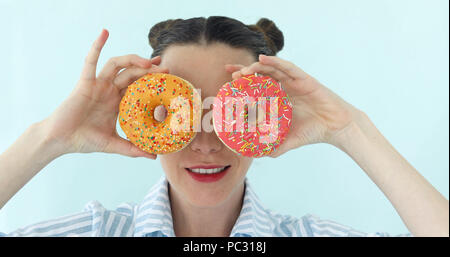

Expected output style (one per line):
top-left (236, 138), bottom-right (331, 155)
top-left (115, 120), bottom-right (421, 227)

top-left (118, 73), bottom-right (201, 154)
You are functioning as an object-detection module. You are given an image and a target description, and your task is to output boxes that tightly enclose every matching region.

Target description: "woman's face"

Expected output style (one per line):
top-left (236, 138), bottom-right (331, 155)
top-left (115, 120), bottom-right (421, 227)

top-left (158, 43), bottom-right (256, 207)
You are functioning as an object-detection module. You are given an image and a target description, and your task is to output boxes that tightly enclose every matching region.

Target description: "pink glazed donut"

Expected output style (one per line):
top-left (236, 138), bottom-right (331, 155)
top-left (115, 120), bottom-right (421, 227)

top-left (212, 74), bottom-right (293, 158)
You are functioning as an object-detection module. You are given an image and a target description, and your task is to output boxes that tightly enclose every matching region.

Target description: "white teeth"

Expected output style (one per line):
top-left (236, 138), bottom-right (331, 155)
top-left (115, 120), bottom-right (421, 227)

top-left (189, 167), bottom-right (227, 174)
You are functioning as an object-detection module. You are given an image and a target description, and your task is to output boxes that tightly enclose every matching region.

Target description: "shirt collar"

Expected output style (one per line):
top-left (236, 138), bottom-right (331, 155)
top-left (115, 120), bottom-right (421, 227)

top-left (134, 176), bottom-right (273, 237)
top-left (230, 178), bottom-right (274, 237)
top-left (134, 176), bottom-right (175, 237)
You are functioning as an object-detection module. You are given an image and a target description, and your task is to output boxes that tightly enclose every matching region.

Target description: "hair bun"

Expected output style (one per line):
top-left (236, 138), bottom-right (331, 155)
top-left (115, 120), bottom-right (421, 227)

top-left (248, 18), bottom-right (284, 55)
top-left (148, 19), bottom-right (183, 50)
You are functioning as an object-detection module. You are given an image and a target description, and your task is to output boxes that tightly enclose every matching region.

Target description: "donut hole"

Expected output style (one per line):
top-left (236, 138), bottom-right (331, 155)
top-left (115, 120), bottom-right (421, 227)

top-left (154, 105), bottom-right (168, 123)
top-left (246, 104), bottom-right (265, 126)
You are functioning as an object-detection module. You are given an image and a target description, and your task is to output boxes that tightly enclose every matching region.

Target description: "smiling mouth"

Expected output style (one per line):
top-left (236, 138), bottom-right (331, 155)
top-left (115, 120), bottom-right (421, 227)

top-left (184, 165), bottom-right (231, 182)
top-left (185, 165), bottom-right (231, 174)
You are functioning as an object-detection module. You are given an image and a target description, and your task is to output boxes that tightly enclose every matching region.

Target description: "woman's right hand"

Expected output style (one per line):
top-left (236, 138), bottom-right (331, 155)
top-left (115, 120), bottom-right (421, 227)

top-left (42, 29), bottom-right (167, 159)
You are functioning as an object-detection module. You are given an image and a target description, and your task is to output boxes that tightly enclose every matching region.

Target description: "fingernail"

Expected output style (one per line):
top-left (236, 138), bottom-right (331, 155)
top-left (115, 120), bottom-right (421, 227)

top-left (97, 28), bottom-right (109, 40)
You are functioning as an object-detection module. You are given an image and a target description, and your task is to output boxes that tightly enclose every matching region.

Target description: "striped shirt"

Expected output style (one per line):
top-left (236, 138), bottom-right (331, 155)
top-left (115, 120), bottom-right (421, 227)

top-left (0, 176), bottom-right (411, 237)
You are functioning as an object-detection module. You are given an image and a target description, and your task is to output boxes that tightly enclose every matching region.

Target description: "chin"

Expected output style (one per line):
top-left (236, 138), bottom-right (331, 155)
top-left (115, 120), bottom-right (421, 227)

top-left (186, 189), bottom-right (231, 207)
top-left (166, 165), bottom-right (246, 207)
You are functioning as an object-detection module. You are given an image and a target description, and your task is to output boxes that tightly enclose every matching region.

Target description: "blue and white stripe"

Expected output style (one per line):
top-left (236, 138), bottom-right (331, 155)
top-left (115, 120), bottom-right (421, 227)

top-left (0, 176), bottom-right (411, 237)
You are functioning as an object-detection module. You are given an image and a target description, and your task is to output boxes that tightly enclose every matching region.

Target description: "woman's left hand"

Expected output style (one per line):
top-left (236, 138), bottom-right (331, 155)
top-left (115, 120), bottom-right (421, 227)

top-left (226, 56), bottom-right (450, 237)
top-left (225, 54), bottom-right (363, 157)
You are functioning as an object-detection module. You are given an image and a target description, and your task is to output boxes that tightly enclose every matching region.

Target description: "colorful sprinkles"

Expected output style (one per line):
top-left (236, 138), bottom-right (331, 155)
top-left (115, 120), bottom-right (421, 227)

top-left (118, 73), bottom-right (201, 154)
top-left (212, 74), bottom-right (293, 158)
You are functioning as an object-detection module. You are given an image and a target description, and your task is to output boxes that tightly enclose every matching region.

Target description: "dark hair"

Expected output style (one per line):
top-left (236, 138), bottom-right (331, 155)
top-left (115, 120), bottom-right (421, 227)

top-left (148, 16), bottom-right (284, 60)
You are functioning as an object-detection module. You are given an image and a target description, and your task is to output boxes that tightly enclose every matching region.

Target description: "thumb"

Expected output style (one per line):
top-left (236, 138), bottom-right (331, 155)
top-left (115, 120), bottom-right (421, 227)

top-left (150, 55), bottom-right (162, 65)
top-left (104, 136), bottom-right (157, 159)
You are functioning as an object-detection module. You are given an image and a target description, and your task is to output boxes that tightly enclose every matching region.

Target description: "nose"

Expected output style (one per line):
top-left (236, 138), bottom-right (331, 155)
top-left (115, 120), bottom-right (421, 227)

top-left (189, 130), bottom-right (223, 154)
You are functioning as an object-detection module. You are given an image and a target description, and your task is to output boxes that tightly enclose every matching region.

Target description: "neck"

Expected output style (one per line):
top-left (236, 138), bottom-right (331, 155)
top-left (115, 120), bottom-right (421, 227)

top-left (169, 182), bottom-right (245, 237)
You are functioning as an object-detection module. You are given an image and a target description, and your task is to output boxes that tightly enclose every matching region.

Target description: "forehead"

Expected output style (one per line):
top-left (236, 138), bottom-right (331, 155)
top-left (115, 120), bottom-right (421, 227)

top-left (159, 43), bottom-right (256, 97)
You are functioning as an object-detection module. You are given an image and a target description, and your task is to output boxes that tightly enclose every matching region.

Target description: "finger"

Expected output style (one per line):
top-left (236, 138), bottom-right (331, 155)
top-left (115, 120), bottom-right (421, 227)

top-left (225, 64), bottom-right (248, 81)
top-left (240, 62), bottom-right (292, 83)
top-left (98, 54), bottom-right (152, 81)
top-left (80, 29), bottom-right (109, 80)
top-left (104, 136), bottom-right (157, 159)
top-left (113, 66), bottom-right (169, 90)
top-left (224, 64), bottom-right (245, 73)
top-left (231, 70), bottom-right (244, 81)
top-left (259, 54), bottom-right (309, 81)
top-left (151, 55), bottom-right (162, 65)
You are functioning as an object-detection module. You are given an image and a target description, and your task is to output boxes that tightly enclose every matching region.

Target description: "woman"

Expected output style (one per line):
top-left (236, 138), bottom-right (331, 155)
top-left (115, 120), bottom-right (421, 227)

top-left (0, 16), bottom-right (448, 237)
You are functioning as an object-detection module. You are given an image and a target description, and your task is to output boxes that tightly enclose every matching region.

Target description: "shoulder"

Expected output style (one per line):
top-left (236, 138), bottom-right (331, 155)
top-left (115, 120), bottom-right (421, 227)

top-left (81, 200), bottom-right (138, 237)
top-left (4, 200), bottom-right (138, 237)
top-left (260, 208), bottom-right (368, 237)
top-left (262, 209), bottom-right (412, 237)
top-left (244, 179), bottom-right (375, 237)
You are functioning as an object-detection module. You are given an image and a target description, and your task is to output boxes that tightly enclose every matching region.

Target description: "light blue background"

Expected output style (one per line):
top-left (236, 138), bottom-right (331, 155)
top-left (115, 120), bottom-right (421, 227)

top-left (0, 0), bottom-right (448, 235)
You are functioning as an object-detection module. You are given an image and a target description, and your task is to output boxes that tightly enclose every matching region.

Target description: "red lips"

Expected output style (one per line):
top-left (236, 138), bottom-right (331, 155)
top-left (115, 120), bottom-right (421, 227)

top-left (185, 165), bottom-right (230, 183)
